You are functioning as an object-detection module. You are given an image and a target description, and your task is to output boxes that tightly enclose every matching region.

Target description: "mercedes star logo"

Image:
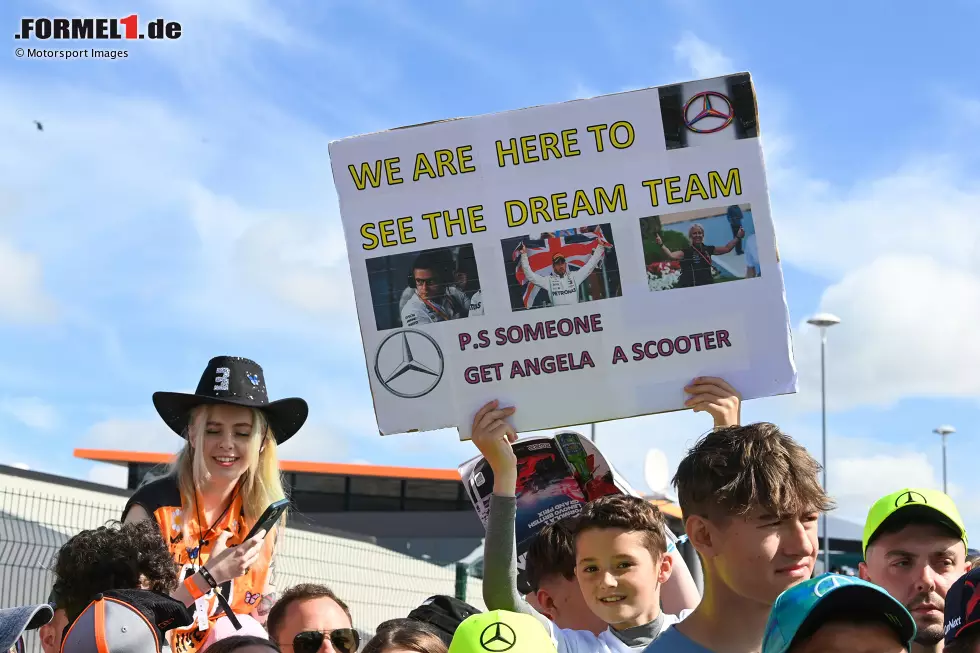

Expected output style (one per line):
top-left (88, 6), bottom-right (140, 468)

top-left (479, 622), bottom-right (517, 652)
top-left (683, 91), bottom-right (735, 134)
top-left (895, 491), bottom-right (927, 507)
top-left (374, 329), bottom-right (445, 399)
top-left (813, 574), bottom-right (859, 597)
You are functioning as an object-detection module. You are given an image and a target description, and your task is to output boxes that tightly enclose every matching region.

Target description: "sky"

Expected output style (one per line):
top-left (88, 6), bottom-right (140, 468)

top-left (2, 0), bottom-right (979, 537)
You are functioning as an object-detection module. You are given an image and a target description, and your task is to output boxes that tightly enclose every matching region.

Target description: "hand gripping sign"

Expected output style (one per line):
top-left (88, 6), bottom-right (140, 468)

top-left (328, 72), bottom-right (796, 439)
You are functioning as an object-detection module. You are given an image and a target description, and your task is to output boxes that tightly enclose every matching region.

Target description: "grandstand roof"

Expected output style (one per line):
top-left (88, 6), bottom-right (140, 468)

top-left (74, 448), bottom-right (461, 481)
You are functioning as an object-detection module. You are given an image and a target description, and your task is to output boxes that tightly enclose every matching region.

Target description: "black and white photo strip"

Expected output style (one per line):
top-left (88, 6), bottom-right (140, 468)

top-left (365, 244), bottom-right (482, 330)
top-left (499, 224), bottom-right (622, 312)
top-left (640, 203), bottom-right (761, 292)
top-left (658, 73), bottom-right (758, 150)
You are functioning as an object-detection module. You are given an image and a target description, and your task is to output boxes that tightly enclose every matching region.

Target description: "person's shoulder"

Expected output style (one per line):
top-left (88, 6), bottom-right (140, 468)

top-left (126, 474), bottom-right (181, 516)
top-left (554, 626), bottom-right (604, 652)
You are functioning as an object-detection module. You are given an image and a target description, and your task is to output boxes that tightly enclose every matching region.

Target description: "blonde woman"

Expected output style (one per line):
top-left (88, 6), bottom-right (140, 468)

top-left (123, 356), bottom-right (308, 653)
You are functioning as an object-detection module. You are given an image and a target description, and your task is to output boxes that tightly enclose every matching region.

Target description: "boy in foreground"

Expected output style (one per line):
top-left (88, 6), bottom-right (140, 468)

top-left (645, 423), bottom-right (835, 653)
top-left (473, 407), bottom-right (698, 652)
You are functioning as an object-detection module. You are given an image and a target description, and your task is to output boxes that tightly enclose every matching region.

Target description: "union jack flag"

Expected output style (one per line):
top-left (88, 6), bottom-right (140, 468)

top-left (512, 225), bottom-right (610, 308)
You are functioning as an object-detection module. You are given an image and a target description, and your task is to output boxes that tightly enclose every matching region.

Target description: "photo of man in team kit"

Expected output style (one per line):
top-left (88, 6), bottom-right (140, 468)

top-left (365, 244), bottom-right (483, 330)
top-left (500, 224), bottom-right (622, 312)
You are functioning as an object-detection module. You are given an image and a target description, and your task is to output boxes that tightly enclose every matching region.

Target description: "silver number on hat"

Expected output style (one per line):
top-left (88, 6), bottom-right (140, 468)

top-left (214, 367), bottom-right (231, 392)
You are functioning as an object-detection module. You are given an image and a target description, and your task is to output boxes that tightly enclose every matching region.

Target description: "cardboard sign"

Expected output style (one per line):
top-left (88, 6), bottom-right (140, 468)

top-left (328, 72), bottom-right (796, 438)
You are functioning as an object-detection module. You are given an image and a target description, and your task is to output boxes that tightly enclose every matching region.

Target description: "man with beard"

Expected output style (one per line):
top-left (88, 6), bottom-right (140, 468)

top-left (400, 250), bottom-right (470, 326)
top-left (859, 488), bottom-right (971, 653)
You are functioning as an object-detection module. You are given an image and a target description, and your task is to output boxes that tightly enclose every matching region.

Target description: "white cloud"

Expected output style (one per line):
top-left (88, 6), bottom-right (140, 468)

top-left (0, 396), bottom-right (59, 431)
top-left (84, 418), bottom-right (183, 453)
top-left (0, 240), bottom-right (57, 324)
top-left (673, 32), bottom-right (735, 79)
top-left (86, 463), bottom-right (129, 488)
top-left (790, 256), bottom-right (980, 412)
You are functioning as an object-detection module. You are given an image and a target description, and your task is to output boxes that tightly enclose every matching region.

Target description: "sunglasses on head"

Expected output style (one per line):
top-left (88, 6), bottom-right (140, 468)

top-left (293, 628), bottom-right (359, 653)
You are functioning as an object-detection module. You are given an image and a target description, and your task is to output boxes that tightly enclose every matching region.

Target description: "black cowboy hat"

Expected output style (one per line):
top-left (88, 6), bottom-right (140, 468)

top-left (152, 356), bottom-right (308, 445)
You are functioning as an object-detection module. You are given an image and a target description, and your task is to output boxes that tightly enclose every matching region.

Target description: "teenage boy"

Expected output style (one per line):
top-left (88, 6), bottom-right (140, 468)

top-left (645, 423), bottom-right (835, 653)
top-left (473, 408), bottom-right (694, 652)
top-left (859, 488), bottom-right (971, 653)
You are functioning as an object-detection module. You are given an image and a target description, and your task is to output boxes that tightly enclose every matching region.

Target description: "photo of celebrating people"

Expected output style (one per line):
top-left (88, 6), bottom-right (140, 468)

top-left (640, 203), bottom-right (761, 292)
top-left (365, 244), bottom-right (482, 330)
top-left (499, 224), bottom-right (622, 312)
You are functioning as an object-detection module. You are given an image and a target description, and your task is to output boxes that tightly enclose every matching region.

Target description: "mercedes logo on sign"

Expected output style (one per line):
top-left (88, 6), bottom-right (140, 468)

top-left (683, 91), bottom-right (735, 134)
top-left (479, 622), bottom-right (517, 652)
top-left (374, 329), bottom-right (445, 398)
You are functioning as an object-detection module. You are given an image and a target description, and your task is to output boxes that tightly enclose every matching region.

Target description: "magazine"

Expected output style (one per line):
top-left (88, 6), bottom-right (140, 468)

top-left (458, 431), bottom-right (639, 594)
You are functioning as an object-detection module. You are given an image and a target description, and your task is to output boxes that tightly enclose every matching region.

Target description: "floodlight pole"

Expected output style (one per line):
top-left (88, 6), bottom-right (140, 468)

top-left (934, 426), bottom-right (955, 494)
top-left (807, 313), bottom-right (840, 573)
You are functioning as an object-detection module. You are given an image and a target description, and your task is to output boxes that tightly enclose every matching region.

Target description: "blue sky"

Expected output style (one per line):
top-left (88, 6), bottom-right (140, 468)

top-left (2, 0), bottom-right (979, 535)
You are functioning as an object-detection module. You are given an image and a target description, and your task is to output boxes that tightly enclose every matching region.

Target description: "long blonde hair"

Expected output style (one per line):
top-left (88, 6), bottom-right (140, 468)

top-left (168, 404), bottom-right (288, 533)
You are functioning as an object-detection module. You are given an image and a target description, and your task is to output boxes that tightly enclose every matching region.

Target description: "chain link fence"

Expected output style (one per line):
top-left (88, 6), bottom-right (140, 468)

top-left (0, 487), bottom-right (485, 652)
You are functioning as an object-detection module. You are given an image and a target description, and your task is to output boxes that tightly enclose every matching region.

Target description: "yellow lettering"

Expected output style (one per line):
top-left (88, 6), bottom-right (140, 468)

top-left (587, 124), bottom-right (608, 152)
top-left (413, 152), bottom-right (436, 181)
top-left (530, 196), bottom-right (551, 224)
top-left (360, 223), bottom-right (379, 250)
top-left (540, 133), bottom-right (561, 160)
top-left (551, 193), bottom-right (570, 220)
top-left (595, 184), bottom-right (628, 214)
top-left (685, 173), bottom-right (710, 202)
top-left (642, 179), bottom-right (663, 207)
top-left (434, 150), bottom-right (458, 177)
top-left (468, 205), bottom-right (486, 233)
top-left (421, 212), bottom-right (441, 239)
top-left (443, 208), bottom-right (466, 237)
top-left (561, 129), bottom-right (580, 156)
top-left (519, 135), bottom-right (540, 163)
top-left (457, 146), bottom-right (476, 173)
top-left (665, 176), bottom-right (683, 204)
top-left (384, 158), bottom-right (403, 185)
top-left (505, 200), bottom-right (528, 227)
top-left (348, 160), bottom-right (383, 190)
top-left (496, 138), bottom-right (519, 167)
top-left (397, 216), bottom-right (415, 244)
top-left (708, 168), bottom-right (742, 198)
top-left (609, 121), bottom-right (634, 149)
top-left (378, 220), bottom-right (398, 247)
top-left (570, 190), bottom-right (596, 218)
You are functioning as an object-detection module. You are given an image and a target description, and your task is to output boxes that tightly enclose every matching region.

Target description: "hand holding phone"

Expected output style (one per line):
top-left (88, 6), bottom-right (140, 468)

top-left (244, 498), bottom-right (289, 541)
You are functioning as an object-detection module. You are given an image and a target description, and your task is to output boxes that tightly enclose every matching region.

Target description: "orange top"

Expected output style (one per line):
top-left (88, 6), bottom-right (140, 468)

top-left (75, 448), bottom-right (461, 481)
top-left (124, 476), bottom-right (275, 653)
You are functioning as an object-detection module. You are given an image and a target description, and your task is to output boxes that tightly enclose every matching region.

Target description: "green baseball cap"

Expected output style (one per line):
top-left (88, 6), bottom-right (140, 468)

top-left (863, 488), bottom-right (967, 555)
top-left (762, 573), bottom-right (916, 653)
top-left (448, 610), bottom-right (557, 653)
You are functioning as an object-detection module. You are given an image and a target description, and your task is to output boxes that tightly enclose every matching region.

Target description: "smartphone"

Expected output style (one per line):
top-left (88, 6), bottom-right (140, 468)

top-left (244, 498), bottom-right (289, 541)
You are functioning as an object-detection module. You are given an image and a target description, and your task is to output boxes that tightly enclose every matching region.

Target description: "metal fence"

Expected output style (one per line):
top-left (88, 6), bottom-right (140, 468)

top-left (0, 488), bottom-right (486, 652)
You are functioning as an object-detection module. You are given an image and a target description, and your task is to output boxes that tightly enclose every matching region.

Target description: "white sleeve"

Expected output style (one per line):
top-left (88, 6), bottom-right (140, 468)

top-left (400, 301), bottom-right (433, 327)
top-left (570, 245), bottom-right (605, 285)
top-left (468, 291), bottom-right (484, 316)
top-left (552, 626), bottom-right (601, 653)
top-left (519, 251), bottom-right (552, 289)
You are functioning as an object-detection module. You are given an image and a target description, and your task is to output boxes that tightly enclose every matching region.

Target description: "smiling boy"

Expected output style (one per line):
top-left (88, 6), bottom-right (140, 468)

top-left (472, 402), bottom-right (693, 653)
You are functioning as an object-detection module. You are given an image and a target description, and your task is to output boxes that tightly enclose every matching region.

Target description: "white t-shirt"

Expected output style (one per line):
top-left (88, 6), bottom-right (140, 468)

top-left (547, 611), bottom-right (688, 653)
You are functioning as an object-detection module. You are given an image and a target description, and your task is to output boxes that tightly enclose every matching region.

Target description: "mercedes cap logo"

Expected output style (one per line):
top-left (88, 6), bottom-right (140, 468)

top-left (683, 90), bottom-right (735, 134)
top-left (479, 622), bottom-right (517, 652)
top-left (813, 573), bottom-right (859, 597)
top-left (374, 328), bottom-right (445, 398)
top-left (895, 491), bottom-right (927, 507)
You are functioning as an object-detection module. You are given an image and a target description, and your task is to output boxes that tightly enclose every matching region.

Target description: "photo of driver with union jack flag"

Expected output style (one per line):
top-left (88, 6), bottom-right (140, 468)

top-left (501, 223), bottom-right (622, 311)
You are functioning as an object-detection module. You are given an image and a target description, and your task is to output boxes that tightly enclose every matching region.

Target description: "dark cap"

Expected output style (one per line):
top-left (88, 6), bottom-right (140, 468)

top-left (60, 589), bottom-right (192, 653)
top-left (945, 568), bottom-right (980, 645)
top-left (0, 603), bottom-right (53, 650)
top-left (407, 595), bottom-right (481, 646)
